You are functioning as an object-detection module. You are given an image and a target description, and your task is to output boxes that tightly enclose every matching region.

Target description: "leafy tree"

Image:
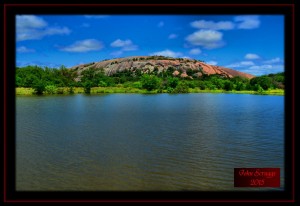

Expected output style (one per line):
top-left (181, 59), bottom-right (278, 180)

top-left (223, 80), bottom-right (234, 91)
top-left (198, 81), bottom-right (206, 90)
top-left (173, 81), bottom-right (189, 93)
top-left (45, 85), bottom-right (58, 94)
top-left (98, 81), bottom-right (107, 87)
top-left (141, 74), bottom-right (161, 91)
top-left (83, 81), bottom-right (93, 94)
top-left (33, 80), bottom-right (46, 95)
top-left (167, 77), bottom-right (179, 88)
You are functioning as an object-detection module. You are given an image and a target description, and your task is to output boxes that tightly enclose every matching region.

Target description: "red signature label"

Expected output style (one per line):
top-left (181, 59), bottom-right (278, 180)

top-left (234, 168), bottom-right (280, 187)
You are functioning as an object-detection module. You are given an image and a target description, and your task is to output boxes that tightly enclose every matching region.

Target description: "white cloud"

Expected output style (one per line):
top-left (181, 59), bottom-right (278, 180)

top-left (245, 53), bottom-right (260, 60)
top-left (168, 34), bottom-right (178, 39)
top-left (189, 48), bottom-right (202, 55)
top-left (190, 20), bottom-right (235, 30)
top-left (185, 29), bottom-right (224, 49)
top-left (60, 39), bottom-right (104, 52)
top-left (17, 15), bottom-right (47, 29)
top-left (234, 15), bottom-right (260, 29)
top-left (181, 56), bottom-right (192, 59)
top-left (158, 21), bottom-right (164, 27)
top-left (242, 64), bottom-right (284, 76)
top-left (249, 65), bottom-right (272, 70)
top-left (263, 57), bottom-right (281, 64)
top-left (110, 39), bottom-right (138, 51)
top-left (206, 61), bottom-right (218, 65)
top-left (84, 15), bottom-right (109, 19)
top-left (17, 46), bottom-right (35, 53)
top-left (16, 15), bottom-right (71, 41)
top-left (226, 61), bottom-right (255, 68)
top-left (150, 49), bottom-right (182, 58)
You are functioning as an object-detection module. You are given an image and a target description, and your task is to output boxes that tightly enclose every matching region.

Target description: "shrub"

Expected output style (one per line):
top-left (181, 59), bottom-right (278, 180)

top-left (224, 80), bottom-right (234, 91)
top-left (141, 74), bottom-right (161, 91)
top-left (45, 85), bottom-right (58, 94)
top-left (173, 82), bottom-right (189, 93)
top-left (83, 81), bottom-right (93, 94)
top-left (98, 81), bottom-right (107, 87)
top-left (56, 88), bottom-right (64, 94)
top-left (167, 77), bottom-right (179, 88)
top-left (68, 86), bottom-right (74, 94)
top-left (198, 81), bottom-right (206, 90)
top-left (32, 80), bottom-right (46, 95)
top-left (132, 81), bottom-right (142, 89)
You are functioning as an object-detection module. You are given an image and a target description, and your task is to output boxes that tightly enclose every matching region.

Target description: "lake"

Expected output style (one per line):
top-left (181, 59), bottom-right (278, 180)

top-left (16, 93), bottom-right (284, 191)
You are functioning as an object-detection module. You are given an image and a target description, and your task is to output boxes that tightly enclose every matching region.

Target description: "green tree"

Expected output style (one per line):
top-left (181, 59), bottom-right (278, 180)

top-left (141, 74), bottom-right (161, 91)
top-left (45, 85), bottom-right (58, 94)
top-left (224, 80), bottom-right (234, 91)
top-left (83, 81), bottom-right (93, 94)
top-left (33, 80), bottom-right (46, 95)
top-left (173, 81), bottom-right (189, 93)
top-left (167, 77), bottom-right (179, 88)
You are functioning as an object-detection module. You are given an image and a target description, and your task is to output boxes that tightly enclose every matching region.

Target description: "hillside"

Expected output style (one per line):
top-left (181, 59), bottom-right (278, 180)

top-left (69, 56), bottom-right (255, 80)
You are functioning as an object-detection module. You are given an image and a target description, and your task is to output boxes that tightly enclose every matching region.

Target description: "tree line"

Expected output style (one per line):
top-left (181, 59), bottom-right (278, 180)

top-left (16, 65), bottom-right (284, 94)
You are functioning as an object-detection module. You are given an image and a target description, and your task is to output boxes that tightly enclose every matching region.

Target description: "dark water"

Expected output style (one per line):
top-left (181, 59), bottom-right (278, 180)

top-left (16, 94), bottom-right (284, 191)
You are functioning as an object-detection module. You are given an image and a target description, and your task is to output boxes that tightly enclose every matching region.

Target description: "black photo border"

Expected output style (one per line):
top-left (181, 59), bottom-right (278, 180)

top-left (2, 2), bottom-right (296, 204)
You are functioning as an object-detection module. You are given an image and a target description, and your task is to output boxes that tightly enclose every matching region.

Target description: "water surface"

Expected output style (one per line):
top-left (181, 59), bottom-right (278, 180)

top-left (16, 94), bottom-right (284, 191)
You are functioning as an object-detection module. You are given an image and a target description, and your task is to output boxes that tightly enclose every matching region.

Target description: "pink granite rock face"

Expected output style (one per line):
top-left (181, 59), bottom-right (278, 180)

top-left (69, 56), bottom-right (255, 80)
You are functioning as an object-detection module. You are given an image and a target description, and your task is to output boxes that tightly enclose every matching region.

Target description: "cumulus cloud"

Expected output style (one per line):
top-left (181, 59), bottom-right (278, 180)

top-left (242, 64), bottom-right (284, 76)
top-left (263, 57), bottom-right (281, 64)
top-left (60, 39), bottom-right (104, 52)
top-left (168, 34), bottom-right (178, 39)
top-left (16, 15), bottom-right (71, 41)
top-left (234, 15), bottom-right (260, 29)
top-left (226, 61), bottom-right (255, 68)
top-left (181, 56), bottom-right (192, 59)
top-left (206, 61), bottom-right (218, 65)
top-left (150, 49), bottom-right (182, 58)
top-left (245, 53), bottom-right (260, 60)
top-left (189, 48), bottom-right (202, 55)
top-left (110, 39), bottom-right (138, 51)
top-left (17, 46), bottom-right (35, 53)
top-left (190, 20), bottom-right (235, 30)
top-left (185, 29), bottom-right (224, 49)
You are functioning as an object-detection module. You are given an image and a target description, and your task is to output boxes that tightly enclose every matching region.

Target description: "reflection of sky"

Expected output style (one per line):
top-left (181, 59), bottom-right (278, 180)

top-left (16, 94), bottom-right (284, 191)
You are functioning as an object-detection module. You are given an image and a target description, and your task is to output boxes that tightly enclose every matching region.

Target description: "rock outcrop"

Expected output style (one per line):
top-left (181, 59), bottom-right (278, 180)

top-left (69, 56), bottom-right (255, 79)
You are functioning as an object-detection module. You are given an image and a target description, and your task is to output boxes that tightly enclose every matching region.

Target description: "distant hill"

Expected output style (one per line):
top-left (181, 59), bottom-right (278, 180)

top-left (69, 56), bottom-right (255, 80)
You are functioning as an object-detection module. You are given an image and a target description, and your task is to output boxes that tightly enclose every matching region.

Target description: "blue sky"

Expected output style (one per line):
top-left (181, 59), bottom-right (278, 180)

top-left (16, 14), bottom-right (284, 76)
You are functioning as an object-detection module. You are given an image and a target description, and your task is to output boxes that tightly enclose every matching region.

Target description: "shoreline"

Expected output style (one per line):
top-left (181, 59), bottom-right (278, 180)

top-left (16, 87), bottom-right (284, 96)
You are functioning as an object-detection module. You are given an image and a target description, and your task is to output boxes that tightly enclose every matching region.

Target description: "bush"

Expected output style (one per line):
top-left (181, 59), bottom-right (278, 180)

top-left (45, 85), bottom-right (57, 94)
top-left (166, 87), bottom-right (174, 93)
top-left (167, 77), bottom-right (179, 88)
top-left (68, 86), bottom-right (74, 94)
top-left (33, 80), bottom-right (46, 95)
top-left (132, 81), bottom-right (142, 89)
top-left (224, 80), bottom-right (234, 91)
top-left (98, 81), bottom-right (107, 87)
top-left (187, 81), bottom-right (196, 88)
top-left (56, 88), bottom-right (64, 94)
top-left (141, 74), bottom-right (161, 91)
top-left (198, 81), bottom-right (206, 90)
top-left (173, 82), bottom-right (189, 93)
top-left (83, 81), bottom-right (93, 94)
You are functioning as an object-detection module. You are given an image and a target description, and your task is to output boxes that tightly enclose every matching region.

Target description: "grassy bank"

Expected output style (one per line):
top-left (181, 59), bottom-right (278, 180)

top-left (16, 87), bottom-right (284, 96)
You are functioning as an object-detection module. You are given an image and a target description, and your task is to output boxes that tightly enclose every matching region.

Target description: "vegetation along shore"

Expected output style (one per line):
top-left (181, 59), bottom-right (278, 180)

top-left (16, 56), bottom-right (284, 96)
